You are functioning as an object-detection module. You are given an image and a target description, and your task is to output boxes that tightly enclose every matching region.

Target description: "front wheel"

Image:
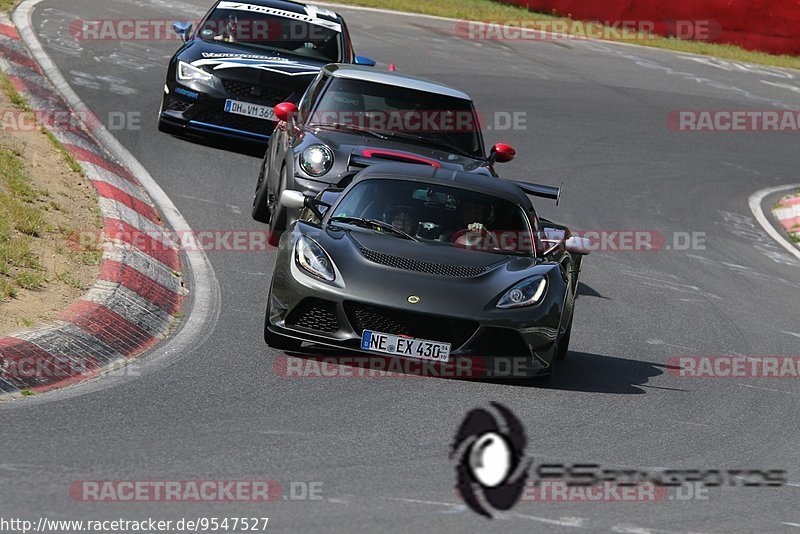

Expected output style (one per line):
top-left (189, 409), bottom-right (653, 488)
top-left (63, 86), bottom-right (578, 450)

top-left (252, 161), bottom-right (272, 223)
top-left (556, 316), bottom-right (573, 361)
top-left (267, 166), bottom-right (289, 246)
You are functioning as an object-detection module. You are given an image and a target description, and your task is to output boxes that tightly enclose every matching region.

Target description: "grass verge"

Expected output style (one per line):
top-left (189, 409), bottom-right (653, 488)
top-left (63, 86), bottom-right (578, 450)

top-left (335, 0), bottom-right (800, 70)
top-left (0, 146), bottom-right (46, 299)
top-left (0, 68), bottom-right (102, 325)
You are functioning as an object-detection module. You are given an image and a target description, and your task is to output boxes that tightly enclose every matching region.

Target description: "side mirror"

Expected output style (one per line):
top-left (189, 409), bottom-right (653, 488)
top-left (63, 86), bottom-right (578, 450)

top-left (489, 142), bottom-right (516, 164)
top-left (274, 101), bottom-right (298, 123)
top-left (172, 22), bottom-right (193, 42)
top-left (279, 190), bottom-right (306, 210)
top-left (565, 236), bottom-right (593, 255)
top-left (354, 55), bottom-right (376, 67)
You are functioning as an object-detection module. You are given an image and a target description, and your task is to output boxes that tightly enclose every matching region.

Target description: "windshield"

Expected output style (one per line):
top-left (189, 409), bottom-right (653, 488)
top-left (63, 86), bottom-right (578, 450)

top-left (198, 6), bottom-right (343, 62)
top-left (330, 179), bottom-right (534, 255)
top-left (311, 78), bottom-right (484, 158)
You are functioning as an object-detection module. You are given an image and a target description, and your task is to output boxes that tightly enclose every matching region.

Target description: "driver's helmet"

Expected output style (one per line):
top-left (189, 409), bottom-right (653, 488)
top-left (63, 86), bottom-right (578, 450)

top-left (224, 14), bottom-right (239, 41)
top-left (384, 205), bottom-right (417, 235)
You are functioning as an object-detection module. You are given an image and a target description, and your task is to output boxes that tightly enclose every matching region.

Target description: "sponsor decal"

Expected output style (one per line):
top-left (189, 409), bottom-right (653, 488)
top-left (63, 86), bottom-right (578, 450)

top-left (174, 87), bottom-right (199, 99)
top-left (191, 56), bottom-right (320, 76)
top-left (217, 1), bottom-right (342, 33)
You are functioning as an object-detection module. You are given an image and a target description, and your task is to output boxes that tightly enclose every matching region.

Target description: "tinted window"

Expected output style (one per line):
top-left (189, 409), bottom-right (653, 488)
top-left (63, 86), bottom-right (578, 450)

top-left (311, 78), bottom-right (483, 158)
top-left (199, 7), bottom-right (343, 62)
top-left (331, 179), bottom-right (534, 255)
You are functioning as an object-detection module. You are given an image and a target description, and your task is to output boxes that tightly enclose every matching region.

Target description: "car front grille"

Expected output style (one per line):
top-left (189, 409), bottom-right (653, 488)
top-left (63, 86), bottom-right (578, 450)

top-left (344, 302), bottom-right (478, 349)
top-left (192, 108), bottom-right (277, 136)
top-left (222, 80), bottom-right (289, 106)
top-left (285, 298), bottom-right (340, 333)
top-left (358, 247), bottom-right (487, 278)
top-left (164, 95), bottom-right (193, 112)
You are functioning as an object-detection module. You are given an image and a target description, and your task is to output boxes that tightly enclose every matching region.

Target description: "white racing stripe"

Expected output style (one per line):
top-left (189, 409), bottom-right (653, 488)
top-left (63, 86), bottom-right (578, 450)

top-left (217, 1), bottom-right (342, 33)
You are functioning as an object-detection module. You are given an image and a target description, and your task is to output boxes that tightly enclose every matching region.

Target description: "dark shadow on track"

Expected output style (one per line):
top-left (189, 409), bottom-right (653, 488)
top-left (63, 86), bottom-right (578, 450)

top-left (277, 347), bottom-right (678, 395)
top-left (577, 282), bottom-right (609, 299)
top-left (546, 351), bottom-right (679, 394)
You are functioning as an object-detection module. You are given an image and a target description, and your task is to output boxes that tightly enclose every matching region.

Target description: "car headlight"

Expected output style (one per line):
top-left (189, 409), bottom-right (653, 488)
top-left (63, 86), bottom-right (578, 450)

top-left (177, 61), bottom-right (214, 86)
top-left (497, 276), bottom-right (547, 309)
top-left (300, 145), bottom-right (334, 177)
top-left (295, 236), bottom-right (335, 282)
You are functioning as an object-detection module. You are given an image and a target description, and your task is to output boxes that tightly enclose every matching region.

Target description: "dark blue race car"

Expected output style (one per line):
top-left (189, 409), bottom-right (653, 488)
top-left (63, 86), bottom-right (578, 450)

top-left (158, 0), bottom-right (375, 143)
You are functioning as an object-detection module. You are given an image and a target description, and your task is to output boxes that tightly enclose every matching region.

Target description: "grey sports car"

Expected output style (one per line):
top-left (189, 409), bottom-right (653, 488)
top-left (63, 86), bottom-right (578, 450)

top-left (264, 163), bottom-right (590, 379)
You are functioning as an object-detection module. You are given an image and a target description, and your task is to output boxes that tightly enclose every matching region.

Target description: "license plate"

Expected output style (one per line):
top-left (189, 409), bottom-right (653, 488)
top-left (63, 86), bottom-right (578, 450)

top-left (224, 99), bottom-right (276, 121)
top-left (361, 330), bottom-right (451, 362)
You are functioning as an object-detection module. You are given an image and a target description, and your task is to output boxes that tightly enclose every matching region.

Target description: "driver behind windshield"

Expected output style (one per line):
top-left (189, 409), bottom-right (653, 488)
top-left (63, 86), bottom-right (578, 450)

top-left (459, 199), bottom-right (490, 232)
top-left (198, 10), bottom-right (342, 62)
top-left (385, 205), bottom-right (417, 235)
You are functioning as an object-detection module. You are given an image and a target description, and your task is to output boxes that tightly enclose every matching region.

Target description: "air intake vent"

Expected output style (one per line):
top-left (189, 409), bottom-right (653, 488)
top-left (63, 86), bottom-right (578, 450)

top-left (345, 302), bottom-right (478, 349)
top-left (359, 247), bottom-right (486, 278)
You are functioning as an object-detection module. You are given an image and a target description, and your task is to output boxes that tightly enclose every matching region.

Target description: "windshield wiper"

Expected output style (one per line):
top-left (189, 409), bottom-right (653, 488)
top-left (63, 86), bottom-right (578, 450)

top-left (329, 216), bottom-right (417, 240)
top-left (377, 131), bottom-right (478, 159)
top-left (309, 123), bottom-right (388, 139)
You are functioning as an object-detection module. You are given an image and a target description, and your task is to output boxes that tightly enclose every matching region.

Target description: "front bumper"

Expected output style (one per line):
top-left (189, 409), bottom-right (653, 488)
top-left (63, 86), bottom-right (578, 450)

top-left (159, 82), bottom-right (280, 142)
top-left (267, 249), bottom-right (561, 378)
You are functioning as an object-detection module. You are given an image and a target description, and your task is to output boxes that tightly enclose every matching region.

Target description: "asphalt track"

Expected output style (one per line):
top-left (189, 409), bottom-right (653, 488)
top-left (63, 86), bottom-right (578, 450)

top-left (2, 1), bottom-right (800, 532)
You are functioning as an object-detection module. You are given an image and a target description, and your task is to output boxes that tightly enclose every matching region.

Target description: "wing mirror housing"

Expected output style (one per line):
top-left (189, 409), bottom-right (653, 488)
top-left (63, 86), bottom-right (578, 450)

top-left (172, 22), bottom-right (193, 42)
top-left (274, 101), bottom-right (298, 123)
top-left (488, 142), bottom-right (516, 164)
top-left (565, 236), bottom-right (593, 255)
top-left (280, 190), bottom-right (330, 222)
top-left (354, 55), bottom-right (376, 66)
top-left (279, 190), bottom-right (306, 210)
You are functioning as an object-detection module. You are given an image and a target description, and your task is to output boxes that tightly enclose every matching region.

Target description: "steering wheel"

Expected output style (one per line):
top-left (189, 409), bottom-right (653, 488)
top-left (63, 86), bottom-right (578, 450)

top-left (453, 227), bottom-right (492, 250)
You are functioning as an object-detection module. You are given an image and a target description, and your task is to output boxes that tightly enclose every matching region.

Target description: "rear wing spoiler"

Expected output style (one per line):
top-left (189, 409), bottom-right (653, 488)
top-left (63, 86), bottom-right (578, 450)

top-left (507, 180), bottom-right (562, 205)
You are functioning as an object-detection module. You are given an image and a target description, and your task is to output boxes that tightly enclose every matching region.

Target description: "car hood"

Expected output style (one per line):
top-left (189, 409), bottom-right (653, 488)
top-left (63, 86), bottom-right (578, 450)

top-left (306, 129), bottom-right (490, 173)
top-left (177, 40), bottom-right (325, 92)
top-left (297, 224), bottom-right (552, 318)
top-left (348, 232), bottom-right (504, 270)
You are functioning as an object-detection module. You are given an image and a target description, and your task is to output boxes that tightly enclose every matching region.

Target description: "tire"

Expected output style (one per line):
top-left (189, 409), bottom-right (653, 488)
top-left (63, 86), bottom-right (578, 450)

top-left (267, 166), bottom-right (289, 247)
top-left (528, 321), bottom-right (571, 384)
top-left (556, 315), bottom-right (573, 361)
top-left (252, 160), bottom-right (273, 223)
